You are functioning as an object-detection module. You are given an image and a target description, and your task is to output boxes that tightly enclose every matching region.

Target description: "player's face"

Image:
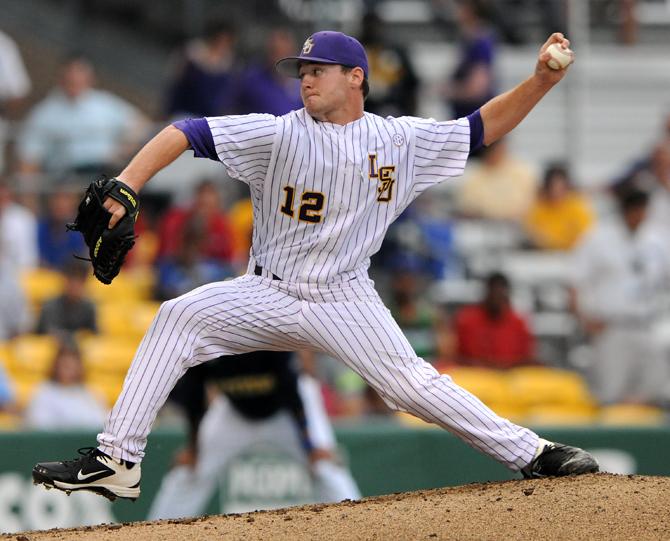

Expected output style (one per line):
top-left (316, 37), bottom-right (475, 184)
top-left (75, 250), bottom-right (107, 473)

top-left (298, 63), bottom-right (352, 120)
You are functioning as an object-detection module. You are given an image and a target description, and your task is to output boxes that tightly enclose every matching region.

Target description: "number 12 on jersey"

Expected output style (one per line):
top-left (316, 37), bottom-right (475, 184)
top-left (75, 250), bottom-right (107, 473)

top-left (280, 186), bottom-right (325, 223)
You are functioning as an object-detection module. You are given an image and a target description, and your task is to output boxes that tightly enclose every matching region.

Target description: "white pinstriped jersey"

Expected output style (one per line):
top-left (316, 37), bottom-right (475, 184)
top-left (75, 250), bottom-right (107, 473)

top-left (207, 108), bottom-right (469, 284)
top-left (99, 110), bottom-right (540, 470)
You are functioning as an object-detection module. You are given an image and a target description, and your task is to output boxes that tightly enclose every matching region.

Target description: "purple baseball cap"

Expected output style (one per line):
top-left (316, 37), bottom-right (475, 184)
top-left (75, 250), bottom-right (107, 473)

top-left (275, 31), bottom-right (369, 79)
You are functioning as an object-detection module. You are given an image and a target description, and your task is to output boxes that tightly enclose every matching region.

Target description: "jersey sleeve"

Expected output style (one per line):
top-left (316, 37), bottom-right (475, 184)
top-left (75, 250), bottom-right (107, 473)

top-left (410, 116), bottom-right (470, 196)
top-left (206, 114), bottom-right (278, 184)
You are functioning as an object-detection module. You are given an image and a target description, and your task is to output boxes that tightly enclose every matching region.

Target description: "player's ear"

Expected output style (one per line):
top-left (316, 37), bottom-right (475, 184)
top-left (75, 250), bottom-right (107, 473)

top-left (348, 66), bottom-right (365, 90)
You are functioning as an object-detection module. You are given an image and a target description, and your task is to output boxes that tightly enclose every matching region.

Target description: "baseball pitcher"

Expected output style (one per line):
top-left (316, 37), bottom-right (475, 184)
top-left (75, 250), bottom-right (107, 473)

top-left (33, 31), bottom-right (597, 502)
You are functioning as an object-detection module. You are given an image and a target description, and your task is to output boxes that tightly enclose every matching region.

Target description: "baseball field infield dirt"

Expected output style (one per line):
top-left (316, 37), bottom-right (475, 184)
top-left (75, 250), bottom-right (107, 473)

top-left (5, 473), bottom-right (669, 540)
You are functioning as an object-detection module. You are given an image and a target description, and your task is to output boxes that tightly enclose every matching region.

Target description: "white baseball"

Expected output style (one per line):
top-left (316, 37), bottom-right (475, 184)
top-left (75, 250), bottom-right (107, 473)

top-left (546, 43), bottom-right (573, 70)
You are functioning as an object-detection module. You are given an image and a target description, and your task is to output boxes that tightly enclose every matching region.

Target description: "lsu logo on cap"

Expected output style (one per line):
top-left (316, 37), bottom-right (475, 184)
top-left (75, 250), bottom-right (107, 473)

top-left (301, 37), bottom-right (315, 55)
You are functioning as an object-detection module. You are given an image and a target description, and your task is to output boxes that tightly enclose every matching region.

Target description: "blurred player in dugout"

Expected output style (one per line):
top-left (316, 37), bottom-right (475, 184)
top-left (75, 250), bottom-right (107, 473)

top-left (148, 350), bottom-right (360, 519)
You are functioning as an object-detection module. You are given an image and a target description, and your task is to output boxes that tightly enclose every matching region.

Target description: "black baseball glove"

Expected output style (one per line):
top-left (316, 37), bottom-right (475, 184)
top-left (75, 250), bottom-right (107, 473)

top-left (67, 176), bottom-right (140, 284)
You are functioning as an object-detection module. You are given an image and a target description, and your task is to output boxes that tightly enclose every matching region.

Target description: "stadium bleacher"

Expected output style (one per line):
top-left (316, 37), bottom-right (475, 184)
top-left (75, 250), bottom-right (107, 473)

top-left (2, 0), bottom-right (669, 429)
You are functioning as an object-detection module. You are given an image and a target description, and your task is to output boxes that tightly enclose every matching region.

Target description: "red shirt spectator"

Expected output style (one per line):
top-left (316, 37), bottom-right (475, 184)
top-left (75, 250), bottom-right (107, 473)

top-left (454, 272), bottom-right (534, 368)
top-left (158, 180), bottom-right (233, 263)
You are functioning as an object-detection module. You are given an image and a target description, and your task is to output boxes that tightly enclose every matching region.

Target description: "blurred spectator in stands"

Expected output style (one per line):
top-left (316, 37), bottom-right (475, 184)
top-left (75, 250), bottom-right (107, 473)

top-left (0, 263), bottom-right (30, 341)
top-left (377, 191), bottom-right (459, 284)
top-left (456, 138), bottom-right (537, 221)
top-left (0, 178), bottom-right (37, 272)
top-left (155, 217), bottom-right (233, 301)
top-left (0, 30), bottom-right (31, 174)
top-left (524, 163), bottom-right (595, 251)
top-left (164, 21), bottom-right (237, 119)
top-left (613, 143), bottom-right (670, 198)
top-left (157, 179), bottom-right (234, 264)
top-left (35, 260), bottom-right (97, 336)
top-left (24, 339), bottom-right (107, 429)
top-left (37, 185), bottom-right (86, 269)
top-left (571, 189), bottom-right (670, 405)
top-left (611, 113), bottom-right (670, 198)
top-left (232, 29), bottom-right (302, 116)
top-left (17, 55), bottom-right (147, 181)
top-left (453, 271), bottom-right (535, 368)
top-left (358, 10), bottom-right (419, 117)
top-left (441, 0), bottom-right (497, 120)
top-left (611, 138), bottom-right (670, 260)
top-left (0, 177), bottom-right (35, 341)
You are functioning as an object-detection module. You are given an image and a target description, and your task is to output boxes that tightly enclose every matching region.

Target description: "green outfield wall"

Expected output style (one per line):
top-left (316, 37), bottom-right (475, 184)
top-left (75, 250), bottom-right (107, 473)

top-left (0, 422), bottom-right (668, 533)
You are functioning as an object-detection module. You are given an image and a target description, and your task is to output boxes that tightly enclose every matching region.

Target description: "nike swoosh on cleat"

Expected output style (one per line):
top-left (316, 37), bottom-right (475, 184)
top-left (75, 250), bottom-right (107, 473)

top-left (77, 469), bottom-right (106, 481)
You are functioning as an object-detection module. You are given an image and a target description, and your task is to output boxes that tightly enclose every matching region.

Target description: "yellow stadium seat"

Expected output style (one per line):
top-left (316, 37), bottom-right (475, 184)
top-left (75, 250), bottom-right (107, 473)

top-left (444, 367), bottom-right (513, 411)
top-left (489, 404), bottom-right (528, 424)
top-left (598, 404), bottom-right (666, 426)
top-left (6, 334), bottom-right (59, 379)
top-left (126, 266), bottom-right (156, 299)
top-left (0, 412), bottom-right (22, 430)
top-left (131, 231), bottom-right (159, 268)
top-left (98, 301), bottom-right (160, 339)
top-left (80, 336), bottom-right (138, 376)
top-left (507, 366), bottom-right (596, 410)
top-left (395, 412), bottom-right (436, 429)
top-left (0, 342), bottom-right (10, 367)
top-left (12, 376), bottom-right (42, 409)
top-left (130, 301), bottom-right (160, 333)
top-left (98, 304), bottom-right (133, 338)
top-left (396, 405), bottom-right (527, 428)
top-left (522, 404), bottom-right (598, 427)
top-left (229, 198), bottom-right (254, 258)
top-left (20, 268), bottom-right (64, 307)
top-left (86, 272), bottom-right (147, 304)
top-left (86, 375), bottom-right (124, 408)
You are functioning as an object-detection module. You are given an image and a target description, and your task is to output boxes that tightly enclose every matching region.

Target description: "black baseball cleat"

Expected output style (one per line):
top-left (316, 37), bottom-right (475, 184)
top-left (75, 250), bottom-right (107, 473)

top-left (32, 447), bottom-right (141, 501)
top-left (521, 439), bottom-right (599, 479)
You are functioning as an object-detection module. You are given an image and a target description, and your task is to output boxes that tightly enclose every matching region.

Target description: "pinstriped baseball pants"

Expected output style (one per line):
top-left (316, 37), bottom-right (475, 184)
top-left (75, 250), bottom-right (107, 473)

top-left (97, 274), bottom-right (538, 470)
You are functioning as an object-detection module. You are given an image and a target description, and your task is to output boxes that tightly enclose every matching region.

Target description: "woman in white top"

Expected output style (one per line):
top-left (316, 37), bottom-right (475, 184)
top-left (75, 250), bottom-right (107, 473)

top-left (25, 339), bottom-right (107, 429)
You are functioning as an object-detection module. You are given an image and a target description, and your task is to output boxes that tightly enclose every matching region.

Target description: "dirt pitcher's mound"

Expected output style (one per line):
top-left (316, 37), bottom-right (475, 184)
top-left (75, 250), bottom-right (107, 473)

top-left (7, 474), bottom-right (670, 541)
